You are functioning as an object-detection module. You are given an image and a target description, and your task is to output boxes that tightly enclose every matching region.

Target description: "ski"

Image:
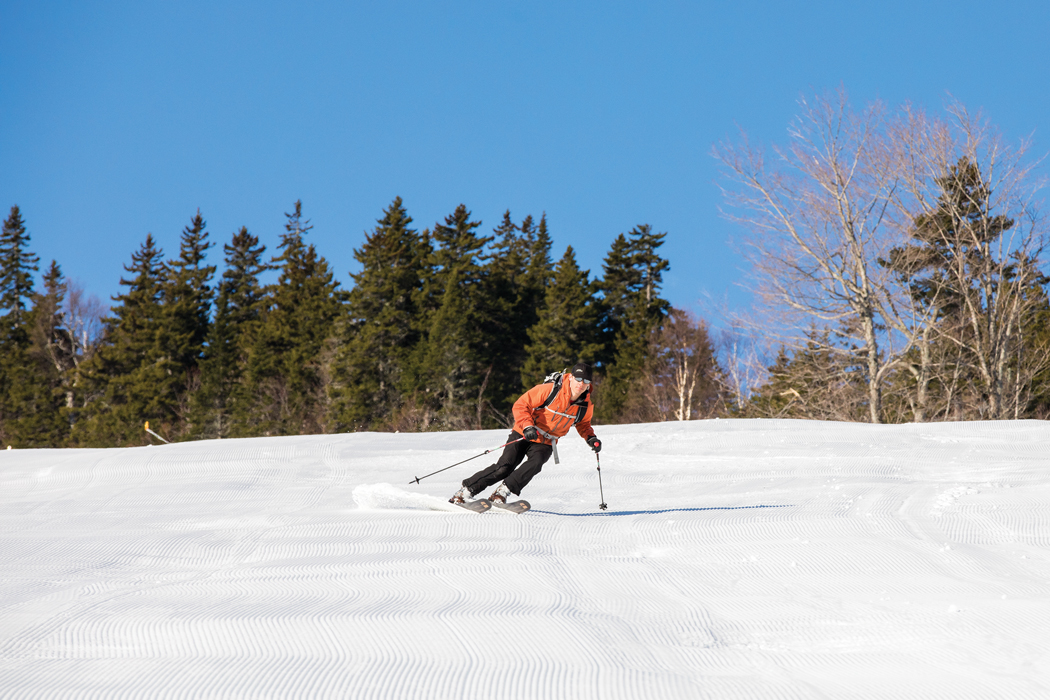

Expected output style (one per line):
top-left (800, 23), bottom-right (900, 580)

top-left (491, 499), bottom-right (530, 514)
top-left (452, 498), bottom-right (493, 514)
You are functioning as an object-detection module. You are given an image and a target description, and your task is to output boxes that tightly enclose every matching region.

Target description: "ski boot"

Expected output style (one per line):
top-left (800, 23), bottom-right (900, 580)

top-left (488, 483), bottom-right (511, 504)
top-left (449, 485), bottom-right (473, 505)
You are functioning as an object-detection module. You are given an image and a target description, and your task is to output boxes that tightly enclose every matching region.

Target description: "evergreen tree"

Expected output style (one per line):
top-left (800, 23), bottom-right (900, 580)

top-left (0, 209), bottom-right (46, 449)
top-left (484, 211), bottom-right (525, 420)
top-left (331, 198), bottom-right (426, 430)
top-left (520, 246), bottom-right (604, 388)
top-left (1022, 291), bottom-right (1050, 418)
top-left (744, 346), bottom-right (795, 418)
top-left (162, 211), bottom-right (216, 385)
top-left (415, 205), bottom-right (495, 429)
top-left (74, 235), bottom-right (174, 446)
top-left (5, 262), bottom-right (73, 445)
top-left (883, 157), bottom-right (1044, 419)
top-left (239, 201), bottom-right (341, 435)
top-left (482, 211), bottom-right (555, 419)
top-left (597, 233), bottom-right (634, 356)
top-left (191, 227), bottom-right (268, 438)
top-left (486, 210), bottom-right (526, 367)
top-left (524, 214), bottom-right (554, 304)
top-left (0, 209), bottom-right (52, 446)
top-left (0, 205), bottom-right (40, 328)
top-left (746, 327), bottom-right (866, 421)
top-left (598, 224), bottom-right (672, 421)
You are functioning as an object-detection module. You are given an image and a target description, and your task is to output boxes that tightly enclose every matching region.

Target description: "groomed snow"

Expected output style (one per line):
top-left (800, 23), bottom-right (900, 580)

top-left (2, 419), bottom-right (1050, 698)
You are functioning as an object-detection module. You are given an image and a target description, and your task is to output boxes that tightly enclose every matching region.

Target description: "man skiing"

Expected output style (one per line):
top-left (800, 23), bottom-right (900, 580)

top-left (451, 362), bottom-right (602, 505)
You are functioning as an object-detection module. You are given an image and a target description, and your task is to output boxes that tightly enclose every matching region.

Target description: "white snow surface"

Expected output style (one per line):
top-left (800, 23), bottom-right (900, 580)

top-left (3, 419), bottom-right (1050, 698)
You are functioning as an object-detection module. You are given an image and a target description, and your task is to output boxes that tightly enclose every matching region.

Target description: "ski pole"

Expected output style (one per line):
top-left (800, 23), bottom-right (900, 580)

top-left (409, 438), bottom-right (524, 485)
top-left (596, 452), bottom-right (608, 511)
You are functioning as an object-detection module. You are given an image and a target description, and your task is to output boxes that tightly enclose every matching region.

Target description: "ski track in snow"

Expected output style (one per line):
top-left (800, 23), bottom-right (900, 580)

top-left (2, 421), bottom-right (1050, 698)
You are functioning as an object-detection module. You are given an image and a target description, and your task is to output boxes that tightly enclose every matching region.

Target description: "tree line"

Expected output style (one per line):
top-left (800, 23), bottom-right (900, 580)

top-left (0, 199), bottom-right (723, 448)
top-left (5, 92), bottom-right (1048, 446)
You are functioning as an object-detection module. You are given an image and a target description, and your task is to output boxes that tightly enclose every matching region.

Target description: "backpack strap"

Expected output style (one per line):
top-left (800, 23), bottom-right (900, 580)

top-left (538, 374), bottom-right (563, 410)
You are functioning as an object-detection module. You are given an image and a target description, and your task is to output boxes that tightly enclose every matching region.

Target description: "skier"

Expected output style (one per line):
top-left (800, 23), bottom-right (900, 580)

top-left (450, 362), bottom-right (602, 505)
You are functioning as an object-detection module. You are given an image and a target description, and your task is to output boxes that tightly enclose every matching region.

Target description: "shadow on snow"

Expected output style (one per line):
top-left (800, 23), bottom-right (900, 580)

top-left (531, 504), bottom-right (793, 517)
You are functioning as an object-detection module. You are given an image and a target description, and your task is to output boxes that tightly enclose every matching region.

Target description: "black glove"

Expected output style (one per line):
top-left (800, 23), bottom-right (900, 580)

top-left (522, 426), bottom-right (538, 442)
top-left (587, 436), bottom-right (601, 453)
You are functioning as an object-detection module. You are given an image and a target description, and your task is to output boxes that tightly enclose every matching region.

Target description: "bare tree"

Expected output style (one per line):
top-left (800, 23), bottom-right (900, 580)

top-left (714, 89), bottom-right (915, 422)
top-left (626, 309), bottom-right (724, 422)
top-left (715, 324), bottom-right (767, 412)
top-left (63, 282), bottom-right (105, 367)
top-left (31, 278), bottom-right (104, 410)
top-left (715, 91), bottom-right (1047, 423)
top-left (887, 102), bottom-right (1049, 419)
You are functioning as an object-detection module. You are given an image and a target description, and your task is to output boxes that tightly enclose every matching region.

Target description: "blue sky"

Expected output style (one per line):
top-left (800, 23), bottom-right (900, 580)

top-left (3, 1), bottom-right (1049, 323)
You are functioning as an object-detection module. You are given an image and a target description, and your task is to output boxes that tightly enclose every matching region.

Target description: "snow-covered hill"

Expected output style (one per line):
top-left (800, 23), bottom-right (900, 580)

top-left (2, 420), bottom-right (1049, 698)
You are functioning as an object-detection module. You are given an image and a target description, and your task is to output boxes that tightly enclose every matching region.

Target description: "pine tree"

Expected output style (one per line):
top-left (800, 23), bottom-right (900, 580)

top-left (414, 205), bottom-right (495, 429)
top-left (331, 198), bottom-right (427, 430)
top-left (883, 157), bottom-right (1044, 419)
top-left (486, 211), bottom-right (526, 361)
top-left (191, 227), bottom-right (268, 438)
top-left (524, 214), bottom-right (554, 305)
top-left (745, 346), bottom-right (796, 418)
top-left (162, 211), bottom-right (216, 391)
top-left (598, 224), bottom-right (672, 421)
top-left (1022, 291), bottom-right (1050, 418)
top-left (73, 235), bottom-right (174, 446)
top-left (0, 207), bottom-right (42, 447)
top-left (520, 246), bottom-right (604, 388)
top-left (0, 205), bottom-right (40, 328)
top-left (485, 211), bottom-right (525, 420)
top-left (483, 211), bottom-right (555, 419)
top-left (746, 328), bottom-right (866, 422)
top-left (5, 262), bottom-right (73, 446)
top-left (0, 209), bottom-right (52, 446)
top-left (239, 201), bottom-right (341, 436)
top-left (597, 233), bottom-right (634, 356)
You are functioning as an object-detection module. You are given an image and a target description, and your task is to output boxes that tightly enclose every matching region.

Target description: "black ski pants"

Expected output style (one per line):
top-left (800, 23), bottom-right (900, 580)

top-left (463, 431), bottom-right (554, 497)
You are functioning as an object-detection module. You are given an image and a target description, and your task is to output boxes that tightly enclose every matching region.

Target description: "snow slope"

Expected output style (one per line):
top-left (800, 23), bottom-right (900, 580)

top-left (2, 419), bottom-right (1050, 699)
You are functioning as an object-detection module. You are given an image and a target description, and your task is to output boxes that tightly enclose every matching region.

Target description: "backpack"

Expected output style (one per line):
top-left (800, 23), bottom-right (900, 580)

top-left (538, 370), bottom-right (587, 425)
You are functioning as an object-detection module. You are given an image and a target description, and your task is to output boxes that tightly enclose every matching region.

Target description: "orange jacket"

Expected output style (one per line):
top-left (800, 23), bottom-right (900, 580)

top-left (512, 374), bottom-right (596, 445)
